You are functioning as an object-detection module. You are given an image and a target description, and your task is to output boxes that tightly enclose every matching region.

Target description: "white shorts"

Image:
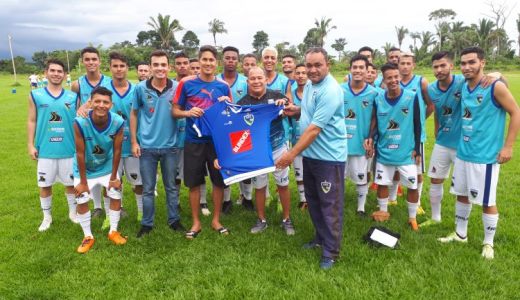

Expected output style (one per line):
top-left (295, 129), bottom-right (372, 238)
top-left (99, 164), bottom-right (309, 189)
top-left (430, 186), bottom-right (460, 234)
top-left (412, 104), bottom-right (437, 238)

top-left (175, 149), bottom-right (184, 181)
top-left (345, 155), bottom-right (368, 185)
top-left (74, 173), bottom-right (122, 204)
top-left (37, 158), bottom-right (74, 187)
top-left (427, 144), bottom-right (456, 179)
top-left (451, 158), bottom-right (499, 206)
top-left (293, 155), bottom-right (303, 181)
top-left (118, 157), bottom-right (142, 185)
top-left (417, 143), bottom-right (425, 174)
top-left (253, 145), bottom-right (290, 188)
top-left (375, 162), bottom-right (418, 189)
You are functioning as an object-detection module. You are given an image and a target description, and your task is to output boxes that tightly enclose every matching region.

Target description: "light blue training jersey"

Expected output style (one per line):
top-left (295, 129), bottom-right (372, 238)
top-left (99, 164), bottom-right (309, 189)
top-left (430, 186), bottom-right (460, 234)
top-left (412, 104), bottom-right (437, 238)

top-left (290, 83), bottom-right (304, 145)
top-left (341, 82), bottom-right (378, 156)
top-left (217, 73), bottom-right (248, 103)
top-left (401, 75), bottom-right (426, 142)
top-left (31, 87), bottom-right (78, 158)
top-left (267, 73), bottom-right (291, 144)
top-left (300, 74), bottom-right (347, 162)
top-left (427, 74), bottom-right (465, 150)
top-left (107, 80), bottom-right (135, 157)
top-left (73, 111), bottom-right (124, 179)
top-left (458, 81), bottom-right (506, 164)
top-left (78, 74), bottom-right (112, 105)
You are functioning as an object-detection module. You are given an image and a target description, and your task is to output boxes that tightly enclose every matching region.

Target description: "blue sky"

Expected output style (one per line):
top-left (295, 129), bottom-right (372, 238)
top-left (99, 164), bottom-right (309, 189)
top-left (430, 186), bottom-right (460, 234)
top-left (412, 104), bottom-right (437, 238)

top-left (1, 0), bottom-right (518, 60)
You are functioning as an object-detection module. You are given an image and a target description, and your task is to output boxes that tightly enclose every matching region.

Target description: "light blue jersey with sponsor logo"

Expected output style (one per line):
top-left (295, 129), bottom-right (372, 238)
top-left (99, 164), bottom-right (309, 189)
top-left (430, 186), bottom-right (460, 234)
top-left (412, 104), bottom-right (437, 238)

top-left (300, 74), bottom-right (347, 162)
top-left (73, 111), bottom-right (124, 179)
top-left (107, 80), bottom-right (135, 157)
top-left (341, 82), bottom-right (378, 156)
top-left (401, 75), bottom-right (426, 142)
top-left (458, 81), bottom-right (505, 164)
top-left (31, 88), bottom-right (78, 158)
top-left (267, 73), bottom-right (291, 144)
top-left (78, 74), bottom-right (112, 105)
top-left (218, 73), bottom-right (248, 103)
top-left (375, 89), bottom-right (417, 166)
top-left (427, 74), bottom-right (464, 150)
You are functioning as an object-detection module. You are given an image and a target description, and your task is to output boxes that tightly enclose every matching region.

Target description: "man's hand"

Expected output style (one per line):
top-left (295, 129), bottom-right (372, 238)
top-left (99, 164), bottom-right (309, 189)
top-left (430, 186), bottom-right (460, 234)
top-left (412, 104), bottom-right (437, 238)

top-left (188, 107), bottom-right (204, 118)
top-left (276, 151), bottom-right (295, 169)
top-left (108, 178), bottom-right (121, 191)
top-left (76, 102), bottom-right (90, 118)
top-left (214, 159), bottom-right (221, 170)
top-left (218, 96), bottom-right (231, 102)
top-left (283, 103), bottom-right (300, 117)
top-left (363, 138), bottom-right (374, 158)
top-left (28, 145), bottom-right (38, 160)
top-left (132, 142), bottom-right (141, 158)
top-left (497, 146), bottom-right (513, 164)
top-left (74, 182), bottom-right (90, 197)
top-left (481, 72), bottom-right (501, 88)
top-left (274, 99), bottom-right (286, 106)
top-left (412, 150), bottom-right (421, 165)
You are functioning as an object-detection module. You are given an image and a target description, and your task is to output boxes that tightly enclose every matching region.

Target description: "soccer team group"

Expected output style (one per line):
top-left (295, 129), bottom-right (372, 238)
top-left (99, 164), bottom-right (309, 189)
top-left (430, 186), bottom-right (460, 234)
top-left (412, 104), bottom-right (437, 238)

top-left (27, 42), bottom-right (519, 269)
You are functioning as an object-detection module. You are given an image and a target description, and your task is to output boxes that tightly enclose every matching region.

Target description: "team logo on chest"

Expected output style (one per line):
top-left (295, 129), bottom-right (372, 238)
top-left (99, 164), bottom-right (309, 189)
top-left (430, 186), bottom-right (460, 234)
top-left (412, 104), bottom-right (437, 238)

top-left (387, 119), bottom-right (400, 130)
top-left (362, 100), bottom-right (369, 108)
top-left (237, 89), bottom-right (244, 96)
top-left (64, 102), bottom-right (72, 110)
top-left (463, 107), bottom-right (472, 119)
top-left (401, 108), bottom-right (409, 115)
top-left (442, 106), bottom-right (453, 116)
top-left (244, 113), bottom-right (254, 126)
top-left (476, 95), bottom-right (483, 105)
top-left (454, 92), bottom-right (462, 101)
top-left (346, 109), bottom-right (356, 119)
top-left (321, 181), bottom-right (331, 194)
top-left (49, 112), bottom-right (62, 122)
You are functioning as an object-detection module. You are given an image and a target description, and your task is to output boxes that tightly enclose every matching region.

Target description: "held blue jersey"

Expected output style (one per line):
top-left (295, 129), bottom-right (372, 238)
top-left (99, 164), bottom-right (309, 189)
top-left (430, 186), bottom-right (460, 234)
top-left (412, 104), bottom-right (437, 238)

top-left (73, 111), bottom-right (124, 179)
top-left (193, 101), bottom-right (283, 185)
top-left (217, 73), bottom-right (248, 103)
top-left (427, 75), bottom-right (464, 150)
top-left (107, 80), bottom-right (135, 157)
top-left (31, 88), bottom-right (78, 158)
top-left (375, 89), bottom-right (418, 166)
top-left (401, 75), bottom-right (426, 142)
top-left (133, 79), bottom-right (179, 149)
top-left (290, 84), bottom-right (303, 145)
top-left (458, 81), bottom-right (506, 164)
top-left (341, 82), bottom-right (378, 156)
top-left (173, 75), bottom-right (232, 143)
top-left (78, 74), bottom-right (111, 105)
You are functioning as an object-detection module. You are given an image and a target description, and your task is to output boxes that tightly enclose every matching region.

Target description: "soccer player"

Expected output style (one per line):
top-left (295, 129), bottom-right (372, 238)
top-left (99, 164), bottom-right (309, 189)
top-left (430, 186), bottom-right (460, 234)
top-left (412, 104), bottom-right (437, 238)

top-left (438, 47), bottom-right (520, 259)
top-left (73, 87), bottom-right (126, 254)
top-left (189, 58), bottom-right (201, 75)
top-left (106, 52), bottom-right (143, 225)
top-left (218, 46), bottom-right (251, 212)
top-left (173, 45), bottom-right (232, 239)
top-left (66, 74), bottom-right (72, 87)
top-left (282, 54), bottom-right (297, 80)
top-left (341, 55), bottom-right (379, 216)
top-left (28, 59), bottom-right (78, 231)
top-left (236, 66), bottom-right (294, 235)
top-left (261, 47), bottom-right (292, 99)
top-left (130, 50), bottom-right (185, 238)
top-left (242, 53), bottom-right (257, 77)
top-left (387, 47), bottom-right (401, 64)
top-left (290, 63), bottom-right (308, 209)
top-left (29, 73), bottom-right (38, 89)
top-left (365, 63), bottom-right (422, 231)
top-left (277, 47), bottom-right (347, 270)
top-left (72, 47), bottom-right (112, 217)
top-left (136, 62), bottom-right (150, 81)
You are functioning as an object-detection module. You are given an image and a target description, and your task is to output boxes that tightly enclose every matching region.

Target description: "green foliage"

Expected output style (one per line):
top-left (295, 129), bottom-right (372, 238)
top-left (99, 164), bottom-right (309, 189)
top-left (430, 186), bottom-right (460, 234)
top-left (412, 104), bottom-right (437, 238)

top-left (208, 18), bottom-right (228, 47)
top-left (252, 31), bottom-right (269, 56)
top-left (181, 31), bottom-right (200, 58)
top-left (147, 13), bottom-right (183, 51)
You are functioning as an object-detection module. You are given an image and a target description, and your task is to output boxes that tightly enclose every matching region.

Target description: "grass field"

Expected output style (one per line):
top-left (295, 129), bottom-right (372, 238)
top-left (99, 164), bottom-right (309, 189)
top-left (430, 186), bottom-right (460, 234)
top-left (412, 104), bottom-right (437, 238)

top-left (1, 70), bottom-right (520, 299)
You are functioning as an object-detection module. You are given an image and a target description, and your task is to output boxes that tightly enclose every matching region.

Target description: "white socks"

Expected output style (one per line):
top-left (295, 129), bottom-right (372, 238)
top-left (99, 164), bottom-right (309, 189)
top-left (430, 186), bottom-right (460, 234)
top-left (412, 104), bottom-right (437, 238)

top-left (407, 201), bottom-right (419, 218)
top-left (297, 184), bottom-right (306, 203)
top-left (455, 201), bottom-right (472, 238)
top-left (483, 213), bottom-right (498, 246)
top-left (429, 183), bottom-right (443, 221)
top-left (224, 187), bottom-right (231, 202)
top-left (200, 183), bottom-right (207, 204)
top-left (377, 197), bottom-right (388, 212)
top-left (109, 209), bottom-right (121, 233)
top-left (40, 196), bottom-right (52, 219)
top-left (356, 184), bottom-right (368, 212)
top-left (78, 211), bottom-right (92, 237)
top-left (388, 181), bottom-right (399, 201)
top-left (135, 193), bottom-right (143, 214)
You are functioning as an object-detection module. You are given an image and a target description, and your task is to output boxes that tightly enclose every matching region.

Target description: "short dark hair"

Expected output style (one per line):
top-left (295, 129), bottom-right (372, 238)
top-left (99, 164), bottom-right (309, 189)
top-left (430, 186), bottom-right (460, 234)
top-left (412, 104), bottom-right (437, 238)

top-left (189, 58), bottom-right (199, 63)
top-left (136, 61), bottom-right (149, 68)
top-left (282, 54), bottom-right (296, 60)
top-left (223, 46), bottom-right (239, 56)
top-left (198, 45), bottom-right (218, 59)
top-left (305, 47), bottom-right (328, 59)
top-left (45, 58), bottom-right (65, 71)
top-left (381, 63), bottom-right (399, 77)
top-left (350, 54), bottom-right (369, 69)
top-left (461, 46), bottom-right (485, 60)
top-left (358, 46), bottom-right (374, 55)
top-left (174, 51), bottom-right (189, 60)
top-left (81, 47), bottom-right (100, 59)
top-left (149, 50), bottom-right (169, 64)
top-left (431, 51), bottom-right (453, 62)
top-left (367, 63), bottom-right (377, 70)
top-left (109, 51), bottom-right (128, 65)
top-left (295, 63), bottom-right (305, 69)
top-left (242, 53), bottom-right (257, 61)
top-left (91, 86), bottom-right (113, 100)
top-left (389, 47), bottom-right (401, 52)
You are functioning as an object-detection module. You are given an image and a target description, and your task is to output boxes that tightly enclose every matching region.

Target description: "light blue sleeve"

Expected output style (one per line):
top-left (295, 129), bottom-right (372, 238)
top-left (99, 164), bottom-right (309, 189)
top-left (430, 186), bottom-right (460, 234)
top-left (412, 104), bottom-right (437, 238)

top-left (132, 85), bottom-right (143, 110)
top-left (310, 85), bottom-right (343, 129)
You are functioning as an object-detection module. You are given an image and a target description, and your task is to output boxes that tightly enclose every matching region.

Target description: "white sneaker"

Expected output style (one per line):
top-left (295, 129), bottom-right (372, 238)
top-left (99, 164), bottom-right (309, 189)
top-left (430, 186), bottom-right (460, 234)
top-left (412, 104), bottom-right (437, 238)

top-left (438, 232), bottom-right (468, 243)
top-left (201, 203), bottom-right (211, 216)
top-left (481, 244), bottom-right (494, 260)
top-left (69, 211), bottom-right (79, 224)
top-left (38, 217), bottom-right (52, 232)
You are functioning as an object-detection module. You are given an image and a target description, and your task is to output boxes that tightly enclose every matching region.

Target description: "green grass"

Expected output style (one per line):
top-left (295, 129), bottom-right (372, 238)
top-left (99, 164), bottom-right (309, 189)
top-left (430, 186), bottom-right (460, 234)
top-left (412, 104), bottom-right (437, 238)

top-left (1, 71), bottom-right (520, 299)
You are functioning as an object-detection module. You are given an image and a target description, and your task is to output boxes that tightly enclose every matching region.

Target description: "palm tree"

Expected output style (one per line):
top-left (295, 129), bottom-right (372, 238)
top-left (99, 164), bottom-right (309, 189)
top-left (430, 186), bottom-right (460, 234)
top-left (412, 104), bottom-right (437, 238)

top-left (409, 32), bottom-right (421, 49)
top-left (471, 18), bottom-right (495, 54)
top-left (314, 17), bottom-right (337, 47)
top-left (395, 26), bottom-right (409, 50)
top-left (331, 38), bottom-right (347, 61)
top-left (208, 18), bottom-right (228, 46)
top-left (147, 14), bottom-right (183, 50)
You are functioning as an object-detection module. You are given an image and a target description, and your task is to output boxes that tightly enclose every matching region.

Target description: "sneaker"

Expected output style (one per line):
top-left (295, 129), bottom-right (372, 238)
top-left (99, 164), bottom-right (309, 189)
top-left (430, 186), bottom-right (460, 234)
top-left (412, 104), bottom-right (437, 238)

top-left (319, 257), bottom-right (335, 270)
top-left (408, 218), bottom-right (419, 232)
top-left (372, 210), bottom-right (390, 222)
top-left (298, 201), bottom-right (308, 211)
top-left (397, 185), bottom-right (403, 197)
top-left (481, 244), bottom-right (494, 260)
top-left (417, 206), bottom-right (426, 216)
top-left (201, 203), bottom-right (211, 216)
top-left (92, 208), bottom-right (104, 218)
top-left (388, 200), bottom-right (398, 206)
top-left (101, 217), bottom-right (110, 230)
top-left (222, 201), bottom-right (232, 214)
top-left (137, 225), bottom-right (153, 238)
top-left (302, 241), bottom-right (321, 249)
top-left (108, 231), bottom-right (127, 245)
top-left (281, 219), bottom-right (295, 235)
top-left (120, 207), bottom-right (129, 218)
top-left (236, 194), bottom-right (244, 205)
top-left (242, 199), bottom-right (255, 211)
top-left (370, 182), bottom-right (378, 191)
top-left (438, 232), bottom-right (468, 243)
top-left (169, 220), bottom-right (186, 232)
top-left (419, 219), bottom-right (440, 228)
top-left (250, 219), bottom-right (268, 234)
top-left (356, 210), bottom-right (367, 217)
top-left (69, 211), bottom-right (79, 224)
top-left (38, 217), bottom-right (52, 232)
top-left (77, 236), bottom-right (95, 254)
top-left (137, 212), bottom-right (143, 222)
